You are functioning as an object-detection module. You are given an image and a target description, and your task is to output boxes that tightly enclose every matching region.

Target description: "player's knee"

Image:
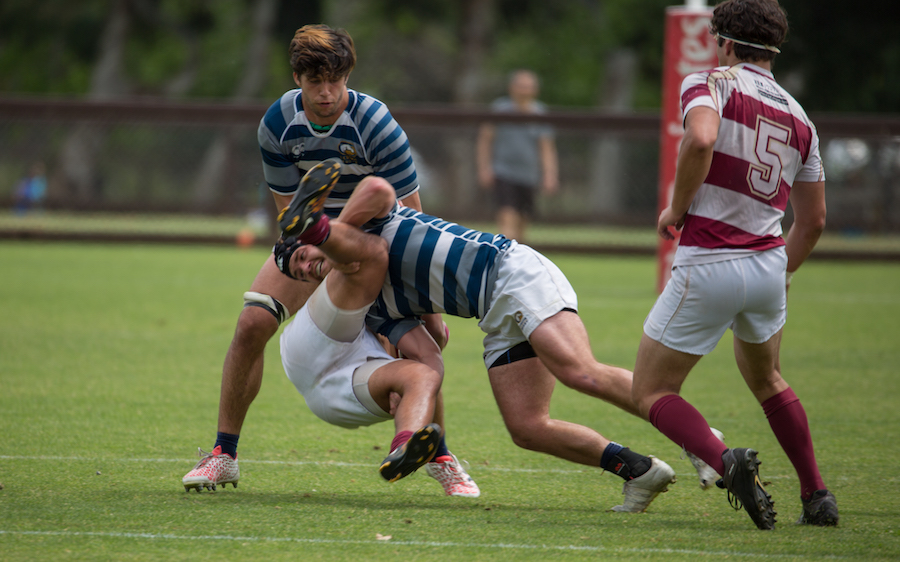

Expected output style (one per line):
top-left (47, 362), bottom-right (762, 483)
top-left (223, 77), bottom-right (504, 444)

top-left (554, 367), bottom-right (597, 392)
top-left (234, 295), bottom-right (284, 344)
top-left (556, 364), bottom-right (617, 396)
top-left (632, 392), bottom-right (656, 420)
top-left (503, 417), bottom-right (547, 452)
top-left (409, 364), bottom-right (442, 395)
top-left (243, 291), bottom-right (290, 324)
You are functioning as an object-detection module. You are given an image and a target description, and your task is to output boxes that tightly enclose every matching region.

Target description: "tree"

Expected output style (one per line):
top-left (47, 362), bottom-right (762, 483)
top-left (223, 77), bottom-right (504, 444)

top-left (191, 0), bottom-right (279, 209)
top-left (59, 0), bottom-right (132, 203)
top-left (777, 0), bottom-right (900, 113)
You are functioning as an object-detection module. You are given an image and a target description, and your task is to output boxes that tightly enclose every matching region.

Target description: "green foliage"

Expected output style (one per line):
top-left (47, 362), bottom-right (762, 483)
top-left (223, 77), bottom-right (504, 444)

top-left (0, 0), bottom-right (897, 110)
top-left (188, 3), bottom-right (254, 98)
top-left (778, 0), bottom-right (900, 113)
top-left (488, 2), bottom-right (608, 106)
top-left (0, 0), bottom-right (106, 94)
top-left (603, 0), bottom-right (682, 109)
top-left (1, 241), bottom-right (899, 560)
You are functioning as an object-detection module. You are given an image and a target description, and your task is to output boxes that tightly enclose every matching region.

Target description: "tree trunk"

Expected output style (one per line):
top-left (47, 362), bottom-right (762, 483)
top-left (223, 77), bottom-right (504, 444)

top-left (59, 0), bottom-right (131, 203)
top-left (452, 0), bottom-right (494, 106)
top-left (446, 0), bottom-right (495, 219)
top-left (192, 0), bottom-right (278, 210)
top-left (590, 48), bottom-right (637, 217)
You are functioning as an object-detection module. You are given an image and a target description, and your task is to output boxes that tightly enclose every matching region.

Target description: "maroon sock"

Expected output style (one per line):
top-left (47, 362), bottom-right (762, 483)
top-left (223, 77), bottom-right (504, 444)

top-left (390, 430), bottom-right (413, 454)
top-left (299, 215), bottom-right (330, 246)
top-left (761, 388), bottom-right (825, 500)
top-left (649, 394), bottom-right (728, 475)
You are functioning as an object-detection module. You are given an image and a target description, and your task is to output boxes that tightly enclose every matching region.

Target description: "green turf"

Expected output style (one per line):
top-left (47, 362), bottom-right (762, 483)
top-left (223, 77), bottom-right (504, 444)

top-left (1, 241), bottom-right (898, 561)
top-left (4, 209), bottom-right (900, 254)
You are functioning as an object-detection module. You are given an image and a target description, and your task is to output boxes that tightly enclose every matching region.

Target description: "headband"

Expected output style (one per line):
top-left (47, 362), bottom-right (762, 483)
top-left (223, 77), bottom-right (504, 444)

top-left (716, 32), bottom-right (781, 54)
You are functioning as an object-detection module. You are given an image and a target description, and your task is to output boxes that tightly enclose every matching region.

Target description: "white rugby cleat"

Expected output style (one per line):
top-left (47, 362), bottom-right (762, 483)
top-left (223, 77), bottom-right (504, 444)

top-left (611, 456), bottom-right (676, 512)
top-left (183, 446), bottom-right (240, 492)
top-left (425, 453), bottom-right (481, 498)
top-left (686, 427), bottom-right (725, 490)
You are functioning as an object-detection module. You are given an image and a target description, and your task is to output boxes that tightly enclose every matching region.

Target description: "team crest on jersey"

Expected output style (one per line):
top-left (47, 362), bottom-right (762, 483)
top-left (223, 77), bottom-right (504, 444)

top-left (338, 142), bottom-right (359, 164)
top-left (292, 143), bottom-right (305, 158)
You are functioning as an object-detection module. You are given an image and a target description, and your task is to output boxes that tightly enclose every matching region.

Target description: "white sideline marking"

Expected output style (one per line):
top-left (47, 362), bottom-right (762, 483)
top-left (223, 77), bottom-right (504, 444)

top-left (0, 455), bottom-right (796, 479)
top-left (0, 530), bottom-right (847, 558)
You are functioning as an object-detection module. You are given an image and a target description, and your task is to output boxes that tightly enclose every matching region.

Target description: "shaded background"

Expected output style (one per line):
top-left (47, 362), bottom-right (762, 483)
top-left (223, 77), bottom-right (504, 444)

top-left (1, 0), bottom-right (898, 235)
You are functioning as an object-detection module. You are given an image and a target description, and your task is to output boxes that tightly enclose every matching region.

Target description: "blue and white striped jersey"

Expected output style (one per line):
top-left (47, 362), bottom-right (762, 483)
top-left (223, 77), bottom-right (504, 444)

top-left (365, 206), bottom-right (512, 343)
top-left (258, 88), bottom-right (419, 217)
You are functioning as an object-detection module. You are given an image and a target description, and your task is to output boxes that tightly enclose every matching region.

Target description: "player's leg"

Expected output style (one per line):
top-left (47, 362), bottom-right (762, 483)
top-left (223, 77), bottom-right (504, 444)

top-left (733, 333), bottom-right (836, 526)
top-left (280, 278), bottom-right (438, 483)
top-left (732, 248), bottom-right (834, 524)
top-left (529, 310), bottom-right (639, 416)
top-left (389, 324), bottom-right (479, 496)
top-left (631, 332), bottom-right (729, 490)
top-left (219, 257), bottom-right (313, 435)
top-left (421, 388), bottom-right (480, 497)
top-left (632, 333), bottom-right (724, 465)
top-left (184, 255), bottom-right (312, 492)
top-left (366, 360), bottom-right (443, 482)
top-left (488, 357), bottom-right (674, 511)
top-left (487, 244), bottom-right (638, 415)
top-left (368, 360), bottom-right (440, 435)
top-left (488, 356), bottom-right (605, 464)
top-left (639, 258), bottom-right (775, 528)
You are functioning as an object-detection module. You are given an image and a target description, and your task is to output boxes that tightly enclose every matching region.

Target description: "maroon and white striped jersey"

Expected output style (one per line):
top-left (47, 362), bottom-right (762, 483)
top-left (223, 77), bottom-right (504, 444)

top-left (674, 62), bottom-right (825, 266)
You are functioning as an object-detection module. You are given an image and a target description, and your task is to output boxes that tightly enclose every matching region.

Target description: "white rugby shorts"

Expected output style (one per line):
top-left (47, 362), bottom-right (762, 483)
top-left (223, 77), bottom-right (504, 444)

top-left (479, 243), bottom-right (578, 368)
top-left (644, 248), bottom-right (788, 355)
top-left (280, 285), bottom-right (395, 429)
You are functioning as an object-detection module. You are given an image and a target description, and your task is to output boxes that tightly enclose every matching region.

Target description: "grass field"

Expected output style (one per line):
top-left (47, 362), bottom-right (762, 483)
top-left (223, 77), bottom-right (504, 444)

top-left (4, 209), bottom-right (900, 254)
top-left (1, 241), bottom-right (899, 561)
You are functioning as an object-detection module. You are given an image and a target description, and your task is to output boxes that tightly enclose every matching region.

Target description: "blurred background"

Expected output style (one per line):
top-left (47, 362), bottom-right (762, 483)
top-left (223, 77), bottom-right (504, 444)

top-left (1, 0), bottom-right (898, 248)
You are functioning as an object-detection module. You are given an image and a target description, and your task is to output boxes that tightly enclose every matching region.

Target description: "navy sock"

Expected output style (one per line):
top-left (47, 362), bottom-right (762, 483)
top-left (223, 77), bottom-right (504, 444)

top-left (215, 432), bottom-right (239, 459)
top-left (600, 442), bottom-right (624, 470)
top-left (607, 446), bottom-right (652, 481)
top-left (434, 435), bottom-right (450, 459)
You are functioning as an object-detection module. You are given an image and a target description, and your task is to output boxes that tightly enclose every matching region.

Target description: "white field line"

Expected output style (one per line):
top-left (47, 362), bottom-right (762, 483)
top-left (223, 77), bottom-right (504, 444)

top-left (0, 530), bottom-right (848, 559)
top-left (0, 455), bottom-right (796, 479)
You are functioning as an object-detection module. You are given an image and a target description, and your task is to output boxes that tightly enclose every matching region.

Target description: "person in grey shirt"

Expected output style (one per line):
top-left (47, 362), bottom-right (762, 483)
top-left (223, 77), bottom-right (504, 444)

top-left (477, 69), bottom-right (559, 242)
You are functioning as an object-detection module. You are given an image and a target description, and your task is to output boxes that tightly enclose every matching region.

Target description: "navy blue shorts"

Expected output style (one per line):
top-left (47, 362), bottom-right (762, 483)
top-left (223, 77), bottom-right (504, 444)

top-left (494, 177), bottom-right (537, 216)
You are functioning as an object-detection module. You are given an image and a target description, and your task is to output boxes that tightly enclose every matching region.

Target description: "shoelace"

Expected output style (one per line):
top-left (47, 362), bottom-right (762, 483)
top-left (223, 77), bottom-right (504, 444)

top-left (192, 448), bottom-right (216, 469)
top-left (727, 490), bottom-right (743, 511)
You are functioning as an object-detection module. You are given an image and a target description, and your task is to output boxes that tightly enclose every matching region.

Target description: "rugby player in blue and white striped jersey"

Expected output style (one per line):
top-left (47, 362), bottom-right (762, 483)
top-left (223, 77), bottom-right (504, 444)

top-left (184, 24), bottom-right (440, 493)
top-left (276, 173), bottom-right (681, 513)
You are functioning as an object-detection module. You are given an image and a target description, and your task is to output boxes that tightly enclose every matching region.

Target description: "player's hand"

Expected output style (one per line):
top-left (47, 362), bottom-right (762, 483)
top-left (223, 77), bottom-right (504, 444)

top-left (422, 314), bottom-right (449, 350)
top-left (657, 206), bottom-right (685, 240)
top-left (388, 391), bottom-right (401, 416)
top-left (377, 334), bottom-right (400, 358)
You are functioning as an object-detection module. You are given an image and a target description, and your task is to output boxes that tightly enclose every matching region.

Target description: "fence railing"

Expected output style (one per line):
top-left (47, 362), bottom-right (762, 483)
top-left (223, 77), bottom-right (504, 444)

top-left (2, 96), bottom-right (899, 234)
